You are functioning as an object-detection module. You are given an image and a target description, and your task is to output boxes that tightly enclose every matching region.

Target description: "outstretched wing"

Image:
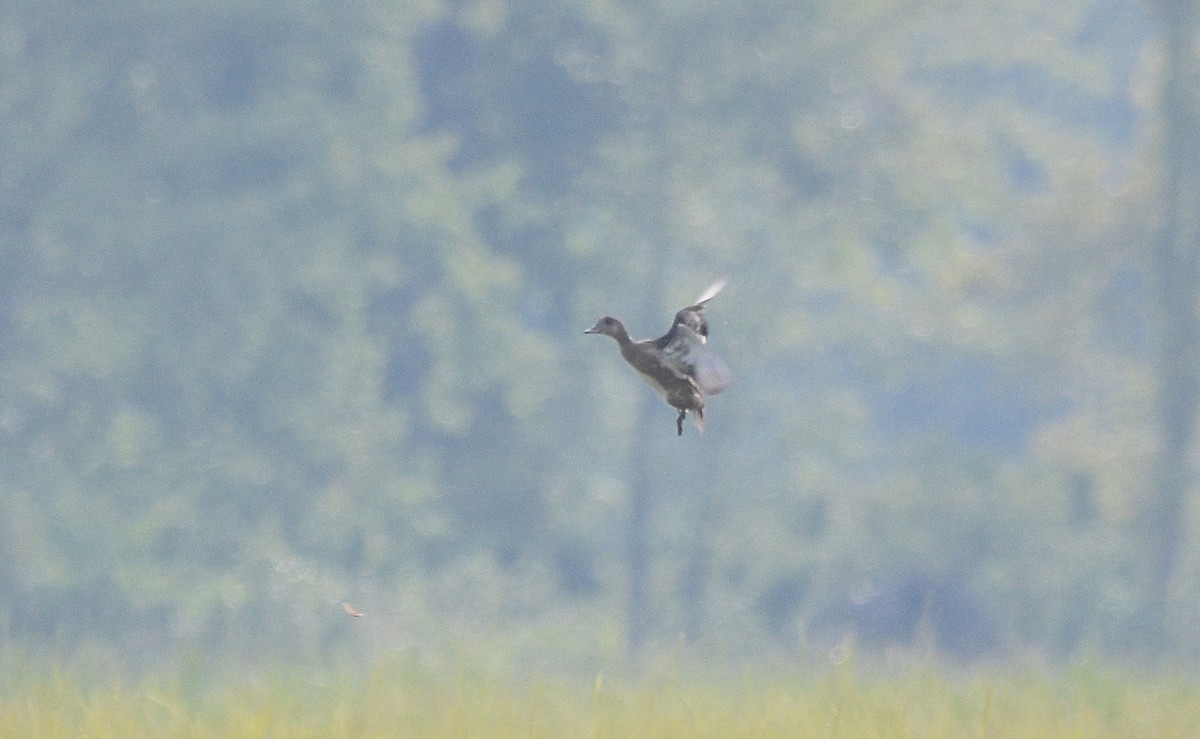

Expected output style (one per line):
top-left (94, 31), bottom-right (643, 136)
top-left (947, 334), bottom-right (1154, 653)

top-left (653, 278), bottom-right (733, 394)
top-left (655, 277), bottom-right (728, 349)
top-left (661, 323), bottom-right (734, 396)
top-left (689, 343), bottom-right (734, 395)
top-left (689, 277), bottom-right (727, 309)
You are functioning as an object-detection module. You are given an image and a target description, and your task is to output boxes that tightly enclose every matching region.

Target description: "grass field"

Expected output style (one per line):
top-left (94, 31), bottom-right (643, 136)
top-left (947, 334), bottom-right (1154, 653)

top-left (3, 655), bottom-right (1197, 737)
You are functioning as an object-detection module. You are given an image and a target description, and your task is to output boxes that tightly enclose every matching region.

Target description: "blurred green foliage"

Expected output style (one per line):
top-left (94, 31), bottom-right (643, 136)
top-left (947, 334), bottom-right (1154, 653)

top-left (0, 0), bottom-right (1195, 669)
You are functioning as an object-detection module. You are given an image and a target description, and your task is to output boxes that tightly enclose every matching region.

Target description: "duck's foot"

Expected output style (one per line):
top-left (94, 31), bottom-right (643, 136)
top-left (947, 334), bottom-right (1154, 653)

top-left (676, 409), bottom-right (686, 436)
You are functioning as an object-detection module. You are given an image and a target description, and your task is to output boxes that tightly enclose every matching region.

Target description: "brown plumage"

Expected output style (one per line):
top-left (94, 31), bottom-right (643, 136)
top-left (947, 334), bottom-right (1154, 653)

top-left (586, 279), bottom-right (733, 435)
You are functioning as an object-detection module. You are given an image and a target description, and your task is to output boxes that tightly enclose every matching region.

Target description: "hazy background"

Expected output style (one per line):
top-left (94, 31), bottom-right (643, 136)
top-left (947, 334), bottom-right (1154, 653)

top-left (3, 0), bottom-right (1199, 676)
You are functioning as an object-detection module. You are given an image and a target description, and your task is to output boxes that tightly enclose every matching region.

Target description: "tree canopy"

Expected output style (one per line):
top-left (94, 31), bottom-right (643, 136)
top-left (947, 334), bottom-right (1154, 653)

top-left (1, 0), bottom-right (1196, 670)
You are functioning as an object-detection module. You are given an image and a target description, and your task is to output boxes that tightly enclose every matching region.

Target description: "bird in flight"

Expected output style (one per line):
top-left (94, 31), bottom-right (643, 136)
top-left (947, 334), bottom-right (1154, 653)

top-left (586, 278), bottom-right (733, 435)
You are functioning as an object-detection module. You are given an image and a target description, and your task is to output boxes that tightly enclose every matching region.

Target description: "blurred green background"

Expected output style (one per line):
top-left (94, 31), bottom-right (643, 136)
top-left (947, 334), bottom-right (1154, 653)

top-left (2, 0), bottom-right (1198, 674)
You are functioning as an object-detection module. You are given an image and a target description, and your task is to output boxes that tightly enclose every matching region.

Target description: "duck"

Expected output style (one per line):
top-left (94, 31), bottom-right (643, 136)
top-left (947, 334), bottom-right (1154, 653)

top-left (586, 278), bottom-right (733, 435)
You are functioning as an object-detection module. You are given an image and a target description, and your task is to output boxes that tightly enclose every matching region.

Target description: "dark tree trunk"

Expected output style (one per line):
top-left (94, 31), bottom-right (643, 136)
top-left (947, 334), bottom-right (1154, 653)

top-left (624, 189), bottom-right (671, 660)
top-left (680, 488), bottom-right (713, 644)
top-left (625, 393), bottom-right (657, 658)
top-left (1146, 0), bottom-right (1200, 653)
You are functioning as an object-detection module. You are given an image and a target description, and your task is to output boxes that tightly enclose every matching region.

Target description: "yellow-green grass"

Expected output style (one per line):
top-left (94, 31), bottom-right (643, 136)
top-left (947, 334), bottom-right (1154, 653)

top-left (3, 658), bottom-right (1198, 737)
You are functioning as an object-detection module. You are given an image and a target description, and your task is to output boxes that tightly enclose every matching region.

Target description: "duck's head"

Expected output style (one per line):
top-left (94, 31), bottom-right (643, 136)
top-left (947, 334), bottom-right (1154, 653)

top-left (584, 316), bottom-right (628, 341)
